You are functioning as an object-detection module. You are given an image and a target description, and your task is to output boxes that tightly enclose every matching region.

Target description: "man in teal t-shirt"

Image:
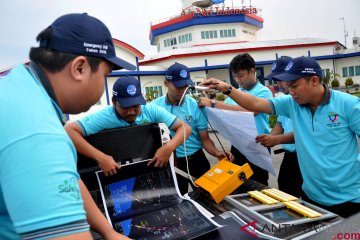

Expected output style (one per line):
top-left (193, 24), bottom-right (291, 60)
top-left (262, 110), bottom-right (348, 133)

top-left (256, 56), bottom-right (303, 197)
top-left (0, 13), bottom-right (134, 240)
top-left (198, 53), bottom-right (272, 186)
top-left (201, 56), bottom-right (360, 218)
top-left (66, 76), bottom-right (191, 177)
top-left (151, 62), bottom-right (232, 195)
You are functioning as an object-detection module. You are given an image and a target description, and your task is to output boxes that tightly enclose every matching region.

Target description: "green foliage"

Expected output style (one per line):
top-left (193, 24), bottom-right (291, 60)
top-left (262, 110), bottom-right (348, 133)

top-left (345, 77), bottom-right (354, 88)
top-left (216, 93), bottom-right (226, 101)
top-left (331, 79), bottom-right (340, 88)
top-left (145, 89), bottom-right (158, 102)
top-left (269, 115), bottom-right (278, 128)
top-left (326, 70), bottom-right (341, 88)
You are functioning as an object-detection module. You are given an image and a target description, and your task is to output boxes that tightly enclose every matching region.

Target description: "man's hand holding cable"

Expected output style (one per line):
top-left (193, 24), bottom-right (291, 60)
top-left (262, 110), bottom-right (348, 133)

top-left (215, 150), bottom-right (234, 162)
top-left (198, 97), bottom-right (211, 108)
top-left (97, 154), bottom-right (121, 176)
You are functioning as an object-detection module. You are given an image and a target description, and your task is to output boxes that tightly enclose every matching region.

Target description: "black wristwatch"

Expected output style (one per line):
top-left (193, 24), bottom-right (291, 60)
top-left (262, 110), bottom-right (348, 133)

top-left (223, 85), bottom-right (233, 95)
top-left (210, 99), bottom-right (216, 108)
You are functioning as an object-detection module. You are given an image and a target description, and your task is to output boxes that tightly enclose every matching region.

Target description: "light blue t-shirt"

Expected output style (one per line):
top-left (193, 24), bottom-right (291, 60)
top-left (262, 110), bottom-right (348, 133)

top-left (224, 82), bottom-right (272, 135)
top-left (151, 96), bottom-right (208, 157)
top-left (270, 89), bottom-right (360, 205)
top-left (77, 104), bottom-right (178, 136)
top-left (0, 64), bottom-right (88, 239)
top-left (276, 115), bottom-right (296, 152)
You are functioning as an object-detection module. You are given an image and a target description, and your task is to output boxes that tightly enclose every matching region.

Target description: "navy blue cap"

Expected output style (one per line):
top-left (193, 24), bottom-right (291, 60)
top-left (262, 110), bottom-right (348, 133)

top-left (39, 13), bottom-right (135, 70)
top-left (165, 63), bottom-right (194, 87)
top-left (273, 56), bottom-right (322, 82)
top-left (264, 56), bottom-right (293, 80)
top-left (112, 76), bottom-right (146, 107)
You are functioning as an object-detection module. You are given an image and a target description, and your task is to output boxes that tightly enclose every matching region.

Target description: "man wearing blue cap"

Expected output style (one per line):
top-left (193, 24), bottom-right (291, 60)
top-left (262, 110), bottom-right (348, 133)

top-left (66, 76), bottom-right (191, 176)
top-left (255, 56), bottom-right (303, 197)
top-left (198, 53), bottom-right (273, 186)
top-left (151, 62), bottom-right (232, 195)
top-left (201, 56), bottom-right (360, 218)
top-left (0, 13), bottom-right (135, 239)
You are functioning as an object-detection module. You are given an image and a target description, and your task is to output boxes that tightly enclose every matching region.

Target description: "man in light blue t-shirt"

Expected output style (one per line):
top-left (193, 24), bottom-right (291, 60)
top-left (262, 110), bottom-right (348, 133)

top-left (66, 76), bottom-right (191, 177)
top-left (201, 56), bottom-right (360, 218)
top-left (151, 62), bottom-right (232, 195)
top-left (0, 13), bottom-right (133, 240)
top-left (256, 56), bottom-right (303, 197)
top-left (198, 53), bottom-right (272, 186)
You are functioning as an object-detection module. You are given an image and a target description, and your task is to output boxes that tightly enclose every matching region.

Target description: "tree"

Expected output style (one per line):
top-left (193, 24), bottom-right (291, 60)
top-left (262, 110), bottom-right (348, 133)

top-left (331, 79), bottom-right (340, 88)
top-left (345, 77), bottom-right (354, 88)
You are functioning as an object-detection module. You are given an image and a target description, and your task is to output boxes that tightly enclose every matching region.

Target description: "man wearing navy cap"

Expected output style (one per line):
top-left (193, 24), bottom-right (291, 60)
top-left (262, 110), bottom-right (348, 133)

top-left (66, 76), bottom-right (191, 176)
top-left (201, 56), bottom-right (360, 218)
top-left (0, 13), bottom-right (135, 239)
top-left (255, 56), bottom-right (303, 197)
top-left (151, 62), bottom-right (232, 195)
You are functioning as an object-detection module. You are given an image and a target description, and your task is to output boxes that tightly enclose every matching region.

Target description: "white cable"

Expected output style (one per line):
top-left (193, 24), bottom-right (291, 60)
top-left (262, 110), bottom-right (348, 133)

top-left (177, 87), bottom-right (199, 188)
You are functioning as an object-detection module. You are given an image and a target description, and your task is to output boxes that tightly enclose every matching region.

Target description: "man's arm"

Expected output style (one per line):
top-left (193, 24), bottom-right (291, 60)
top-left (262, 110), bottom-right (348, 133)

top-left (78, 180), bottom-right (130, 240)
top-left (65, 122), bottom-right (120, 176)
top-left (200, 78), bottom-right (272, 114)
top-left (198, 130), bottom-right (232, 161)
top-left (256, 124), bottom-right (295, 147)
top-left (148, 120), bottom-right (192, 167)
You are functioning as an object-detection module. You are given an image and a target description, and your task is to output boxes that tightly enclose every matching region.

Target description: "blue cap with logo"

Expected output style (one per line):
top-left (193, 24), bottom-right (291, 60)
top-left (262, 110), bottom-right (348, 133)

top-left (39, 13), bottom-right (135, 70)
top-left (264, 56), bottom-right (293, 80)
top-left (112, 76), bottom-right (146, 107)
top-left (165, 62), bottom-right (194, 87)
top-left (273, 56), bottom-right (322, 82)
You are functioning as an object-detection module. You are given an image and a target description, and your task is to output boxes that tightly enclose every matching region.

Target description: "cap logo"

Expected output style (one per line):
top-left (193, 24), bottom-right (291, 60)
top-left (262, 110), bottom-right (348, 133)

top-left (285, 61), bottom-right (293, 71)
top-left (271, 62), bottom-right (277, 71)
top-left (180, 69), bottom-right (188, 79)
top-left (127, 85), bottom-right (137, 96)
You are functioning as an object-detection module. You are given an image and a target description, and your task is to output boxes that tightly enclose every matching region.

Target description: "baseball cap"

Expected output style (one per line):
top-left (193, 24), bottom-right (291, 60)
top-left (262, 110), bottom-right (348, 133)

top-left (112, 76), bottom-right (146, 107)
top-left (273, 56), bottom-right (322, 82)
top-left (165, 63), bottom-right (194, 87)
top-left (39, 13), bottom-right (135, 70)
top-left (264, 56), bottom-right (293, 80)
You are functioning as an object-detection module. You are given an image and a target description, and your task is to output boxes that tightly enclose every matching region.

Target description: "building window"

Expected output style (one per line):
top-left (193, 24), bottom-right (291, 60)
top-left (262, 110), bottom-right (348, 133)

top-left (342, 67), bottom-right (348, 77)
top-left (220, 29), bottom-right (236, 38)
top-left (321, 69), bottom-right (330, 78)
top-left (355, 65), bottom-right (360, 76)
top-left (201, 30), bottom-right (217, 39)
top-left (164, 37), bottom-right (177, 47)
top-left (179, 33), bottom-right (192, 44)
top-left (348, 66), bottom-right (354, 77)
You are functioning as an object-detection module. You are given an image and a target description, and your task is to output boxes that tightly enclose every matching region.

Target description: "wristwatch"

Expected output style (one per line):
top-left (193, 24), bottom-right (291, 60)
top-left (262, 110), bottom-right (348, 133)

top-left (223, 85), bottom-right (233, 95)
top-left (210, 99), bottom-right (216, 108)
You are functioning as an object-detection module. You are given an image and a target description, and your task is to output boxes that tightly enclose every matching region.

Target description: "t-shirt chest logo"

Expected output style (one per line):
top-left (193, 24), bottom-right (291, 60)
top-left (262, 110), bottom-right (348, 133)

top-left (185, 115), bottom-right (193, 122)
top-left (326, 112), bottom-right (341, 127)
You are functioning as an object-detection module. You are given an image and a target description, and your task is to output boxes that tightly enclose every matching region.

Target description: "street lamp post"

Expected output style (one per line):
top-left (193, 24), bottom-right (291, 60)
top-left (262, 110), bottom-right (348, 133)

top-left (339, 17), bottom-right (348, 48)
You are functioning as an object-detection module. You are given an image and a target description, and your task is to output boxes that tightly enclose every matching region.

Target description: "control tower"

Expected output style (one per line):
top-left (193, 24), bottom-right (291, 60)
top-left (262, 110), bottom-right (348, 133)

top-left (150, 0), bottom-right (263, 52)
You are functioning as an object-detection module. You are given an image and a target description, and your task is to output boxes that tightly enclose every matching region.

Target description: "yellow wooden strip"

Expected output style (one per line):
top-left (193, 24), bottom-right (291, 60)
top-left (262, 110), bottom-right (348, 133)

top-left (248, 191), bottom-right (279, 204)
top-left (262, 188), bottom-right (298, 202)
top-left (283, 201), bottom-right (322, 218)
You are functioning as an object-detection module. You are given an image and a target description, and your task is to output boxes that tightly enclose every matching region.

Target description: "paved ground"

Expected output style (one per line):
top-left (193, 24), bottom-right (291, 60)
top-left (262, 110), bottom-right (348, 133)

top-left (205, 131), bottom-right (360, 189)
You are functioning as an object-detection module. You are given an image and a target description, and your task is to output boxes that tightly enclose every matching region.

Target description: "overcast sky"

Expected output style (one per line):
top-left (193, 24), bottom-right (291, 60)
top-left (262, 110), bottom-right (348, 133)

top-left (0, 0), bottom-right (359, 70)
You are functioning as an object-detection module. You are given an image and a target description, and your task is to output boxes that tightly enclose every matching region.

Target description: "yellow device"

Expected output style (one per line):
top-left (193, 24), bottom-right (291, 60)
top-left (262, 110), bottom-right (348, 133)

top-left (194, 159), bottom-right (253, 204)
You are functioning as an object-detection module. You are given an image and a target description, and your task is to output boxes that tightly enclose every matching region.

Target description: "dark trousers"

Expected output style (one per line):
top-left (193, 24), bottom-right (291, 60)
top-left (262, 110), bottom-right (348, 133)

top-left (278, 151), bottom-right (303, 197)
top-left (175, 149), bottom-right (211, 195)
top-left (301, 191), bottom-right (360, 218)
top-left (230, 145), bottom-right (269, 186)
